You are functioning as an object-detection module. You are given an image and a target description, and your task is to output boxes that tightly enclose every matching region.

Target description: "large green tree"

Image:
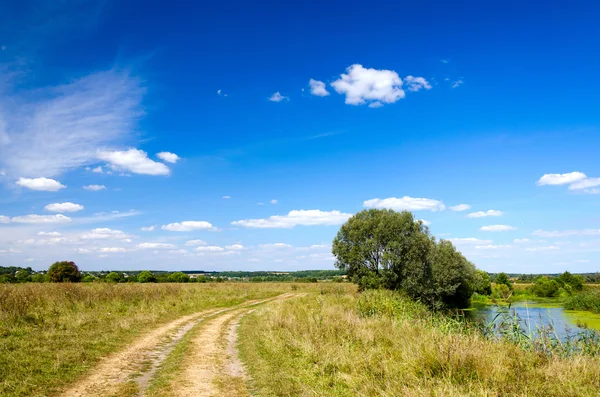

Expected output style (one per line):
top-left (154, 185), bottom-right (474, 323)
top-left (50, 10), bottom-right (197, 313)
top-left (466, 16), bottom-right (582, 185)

top-left (48, 261), bottom-right (81, 283)
top-left (332, 209), bottom-right (476, 308)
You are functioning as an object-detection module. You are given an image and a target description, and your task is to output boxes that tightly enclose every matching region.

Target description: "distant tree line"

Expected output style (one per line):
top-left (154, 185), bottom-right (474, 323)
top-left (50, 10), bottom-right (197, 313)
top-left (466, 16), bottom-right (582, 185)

top-left (0, 263), bottom-right (347, 284)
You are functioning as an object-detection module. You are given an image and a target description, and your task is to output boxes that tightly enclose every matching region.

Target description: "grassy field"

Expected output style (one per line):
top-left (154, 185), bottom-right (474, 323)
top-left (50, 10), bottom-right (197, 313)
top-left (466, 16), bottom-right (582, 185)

top-left (0, 282), bottom-right (291, 397)
top-left (239, 287), bottom-right (600, 397)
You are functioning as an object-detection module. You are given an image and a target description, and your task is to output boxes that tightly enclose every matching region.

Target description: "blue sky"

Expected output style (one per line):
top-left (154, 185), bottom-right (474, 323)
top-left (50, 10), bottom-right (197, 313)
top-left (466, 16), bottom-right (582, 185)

top-left (0, 0), bottom-right (599, 272)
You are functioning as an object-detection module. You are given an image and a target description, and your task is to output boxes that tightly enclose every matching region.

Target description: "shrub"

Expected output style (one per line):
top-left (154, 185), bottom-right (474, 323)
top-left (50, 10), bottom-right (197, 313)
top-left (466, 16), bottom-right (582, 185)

top-left (48, 261), bottom-right (81, 283)
top-left (168, 272), bottom-right (190, 283)
top-left (137, 270), bottom-right (157, 283)
top-left (531, 276), bottom-right (560, 297)
top-left (81, 275), bottom-right (96, 283)
top-left (105, 272), bottom-right (125, 283)
top-left (494, 272), bottom-right (513, 290)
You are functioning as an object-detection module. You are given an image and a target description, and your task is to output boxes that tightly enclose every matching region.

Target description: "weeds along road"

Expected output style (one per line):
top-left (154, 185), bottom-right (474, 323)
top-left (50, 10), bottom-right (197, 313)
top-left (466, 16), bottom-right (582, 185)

top-left (60, 293), bottom-right (299, 397)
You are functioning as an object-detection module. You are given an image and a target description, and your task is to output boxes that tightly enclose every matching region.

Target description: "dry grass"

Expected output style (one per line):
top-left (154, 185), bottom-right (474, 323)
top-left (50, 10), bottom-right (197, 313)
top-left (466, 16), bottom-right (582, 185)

top-left (238, 288), bottom-right (600, 397)
top-left (0, 282), bottom-right (290, 397)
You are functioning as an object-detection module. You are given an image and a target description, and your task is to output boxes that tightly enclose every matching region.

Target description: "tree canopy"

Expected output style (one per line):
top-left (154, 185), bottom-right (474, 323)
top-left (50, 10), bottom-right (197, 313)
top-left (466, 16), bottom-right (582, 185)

top-left (48, 261), bottom-right (81, 283)
top-left (332, 209), bottom-right (476, 308)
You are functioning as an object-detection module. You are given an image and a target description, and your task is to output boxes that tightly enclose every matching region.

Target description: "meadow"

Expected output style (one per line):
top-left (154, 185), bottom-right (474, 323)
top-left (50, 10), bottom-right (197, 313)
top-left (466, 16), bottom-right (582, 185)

top-left (0, 282), bottom-right (291, 396)
top-left (2, 281), bottom-right (600, 397)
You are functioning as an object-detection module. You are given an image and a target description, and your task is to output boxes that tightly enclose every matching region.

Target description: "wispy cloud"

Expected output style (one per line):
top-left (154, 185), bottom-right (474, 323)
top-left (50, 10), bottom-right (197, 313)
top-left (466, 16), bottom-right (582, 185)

top-left (0, 68), bottom-right (145, 178)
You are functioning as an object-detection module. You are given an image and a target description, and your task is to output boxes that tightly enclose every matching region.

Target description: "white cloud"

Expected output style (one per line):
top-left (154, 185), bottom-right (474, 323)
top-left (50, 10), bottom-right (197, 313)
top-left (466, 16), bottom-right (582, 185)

top-left (44, 202), bottom-right (84, 213)
top-left (0, 69), bottom-right (145, 178)
top-left (161, 221), bottom-right (217, 232)
top-left (467, 210), bottom-right (503, 218)
top-left (140, 225), bottom-right (156, 231)
top-left (451, 79), bottom-right (464, 88)
top-left (404, 76), bottom-right (432, 92)
top-left (418, 219), bottom-right (431, 226)
top-left (225, 244), bottom-right (244, 250)
top-left (97, 148), bottom-right (170, 176)
top-left (12, 214), bottom-right (72, 224)
top-left (270, 199), bottom-right (278, 205)
top-left (514, 238), bottom-right (530, 244)
top-left (19, 237), bottom-right (68, 245)
top-left (185, 239), bottom-right (207, 246)
top-left (217, 89), bottom-right (227, 96)
top-left (92, 166), bottom-right (103, 173)
top-left (38, 231), bottom-right (62, 236)
top-left (222, 196), bottom-right (231, 199)
top-left (195, 246), bottom-right (225, 252)
top-left (475, 244), bottom-right (512, 249)
top-left (268, 92), bottom-right (288, 102)
top-left (156, 152), bottom-right (180, 164)
top-left (568, 177), bottom-right (600, 191)
top-left (525, 245), bottom-right (560, 252)
top-left (533, 229), bottom-right (600, 238)
top-left (137, 242), bottom-right (176, 249)
top-left (480, 225), bottom-right (516, 232)
top-left (363, 196), bottom-right (445, 212)
top-left (99, 247), bottom-right (128, 253)
top-left (536, 172), bottom-right (586, 186)
top-left (259, 243), bottom-right (293, 249)
top-left (308, 79), bottom-right (329, 96)
top-left (331, 64), bottom-right (405, 106)
top-left (16, 177), bottom-right (66, 191)
top-left (80, 228), bottom-right (132, 241)
top-left (449, 204), bottom-right (471, 212)
top-left (232, 209), bottom-right (352, 229)
top-left (0, 215), bottom-right (10, 223)
top-left (83, 184), bottom-right (106, 191)
top-left (448, 238), bottom-right (493, 245)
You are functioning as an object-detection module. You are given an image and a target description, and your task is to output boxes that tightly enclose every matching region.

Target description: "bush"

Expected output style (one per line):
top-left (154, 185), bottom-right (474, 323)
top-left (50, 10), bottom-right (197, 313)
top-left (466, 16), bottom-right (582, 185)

top-left (531, 276), bottom-right (560, 297)
top-left (564, 289), bottom-right (600, 314)
top-left (168, 272), bottom-right (190, 283)
top-left (494, 272), bottom-right (513, 290)
top-left (82, 275), bottom-right (96, 283)
top-left (105, 272), bottom-right (125, 283)
top-left (137, 270), bottom-right (157, 283)
top-left (48, 261), bottom-right (81, 283)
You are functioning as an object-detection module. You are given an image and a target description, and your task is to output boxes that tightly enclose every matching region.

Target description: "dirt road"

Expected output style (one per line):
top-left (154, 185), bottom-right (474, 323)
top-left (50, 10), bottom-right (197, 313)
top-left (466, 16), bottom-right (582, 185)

top-left (59, 293), bottom-right (294, 397)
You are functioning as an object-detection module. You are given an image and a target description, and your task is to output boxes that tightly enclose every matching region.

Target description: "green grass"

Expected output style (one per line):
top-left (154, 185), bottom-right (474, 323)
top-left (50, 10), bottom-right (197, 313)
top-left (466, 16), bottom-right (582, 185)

top-left (0, 282), bottom-right (290, 397)
top-left (239, 288), bottom-right (600, 396)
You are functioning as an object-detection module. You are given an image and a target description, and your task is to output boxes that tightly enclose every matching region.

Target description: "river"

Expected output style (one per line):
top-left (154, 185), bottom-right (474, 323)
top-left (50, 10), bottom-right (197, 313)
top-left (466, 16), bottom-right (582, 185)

top-left (469, 300), bottom-right (600, 341)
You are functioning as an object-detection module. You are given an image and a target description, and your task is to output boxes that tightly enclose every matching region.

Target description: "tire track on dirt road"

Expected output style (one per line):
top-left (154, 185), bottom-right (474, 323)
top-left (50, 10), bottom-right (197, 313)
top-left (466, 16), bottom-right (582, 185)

top-left (59, 294), bottom-right (294, 397)
top-left (162, 293), bottom-right (302, 397)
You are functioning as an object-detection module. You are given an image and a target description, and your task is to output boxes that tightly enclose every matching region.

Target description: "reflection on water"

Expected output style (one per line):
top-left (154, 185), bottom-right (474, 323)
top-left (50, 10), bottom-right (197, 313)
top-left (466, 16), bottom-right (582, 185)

top-left (468, 301), bottom-right (600, 341)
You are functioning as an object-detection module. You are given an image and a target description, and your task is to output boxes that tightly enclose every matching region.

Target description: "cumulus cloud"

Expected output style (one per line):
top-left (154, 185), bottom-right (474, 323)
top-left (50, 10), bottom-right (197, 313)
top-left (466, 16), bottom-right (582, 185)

top-left (467, 210), bottom-right (503, 218)
top-left (259, 243), bottom-right (293, 249)
top-left (92, 166), bottom-right (103, 173)
top-left (308, 79), bottom-right (329, 96)
top-left (0, 215), bottom-right (10, 223)
top-left (156, 152), bottom-right (180, 164)
top-left (449, 204), bottom-right (471, 212)
top-left (270, 199), bottom-right (278, 205)
top-left (475, 244), bottom-right (512, 249)
top-left (38, 231), bottom-right (62, 236)
top-left (98, 247), bottom-right (128, 253)
top-left (533, 229), bottom-right (600, 238)
top-left (232, 210), bottom-right (352, 229)
top-left (537, 172), bottom-right (587, 186)
top-left (16, 177), bottom-right (66, 191)
top-left (161, 221), bottom-right (217, 232)
top-left (514, 238), bottom-right (531, 244)
top-left (140, 225), bottom-right (156, 231)
top-left (268, 92), bottom-right (288, 102)
top-left (44, 202), bottom-right (84, 213)
top-left (80, 228), bottom-right (132, 241)
top-left (480, 225), bottom-right (516, 232)
top-left (83, 184), bottom-right (106, 191)
top-left (0, 69), bottom-right (145, 178)
top-left (331, 64), bottom-right (405, 107)
top-left (225, 244), bottom-right (244, 250)
top-left (195, 246), bottom-right (225, 252)
top-left (363, 196), bottom-right (445, 212)
top-left (448, 238), bottom-right (493, 245)
top-left (525, 245), bottom-right (560, 252)
top-left (137, 242), bottom-right (176, 249)
top-left (404, 76), bottom-right (432, 92)
top-left (568, 177), bottom-right (600, 191)
top-left (97, 148), bottom-right (170, 176)
top-left (11, 214), bottom-right (72, 224)
top-left (185, 239), bottom-right (207, 246)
